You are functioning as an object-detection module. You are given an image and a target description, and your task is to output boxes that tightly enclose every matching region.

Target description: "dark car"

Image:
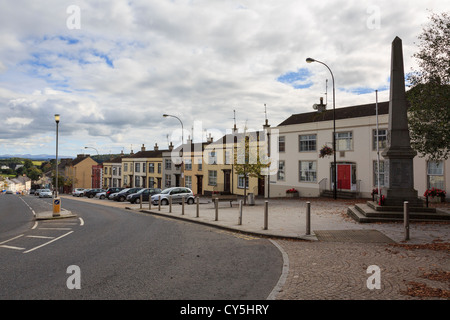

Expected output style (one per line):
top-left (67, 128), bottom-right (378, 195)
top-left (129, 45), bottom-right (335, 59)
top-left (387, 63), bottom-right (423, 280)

top-left (84, 188), bottom-right (105, 198)
top-left (105, 187), bottom-right (124, 199)
top-left (114, 187), bottom-right (143, 202)
top-left (126, 188), bottom-right (162, 204)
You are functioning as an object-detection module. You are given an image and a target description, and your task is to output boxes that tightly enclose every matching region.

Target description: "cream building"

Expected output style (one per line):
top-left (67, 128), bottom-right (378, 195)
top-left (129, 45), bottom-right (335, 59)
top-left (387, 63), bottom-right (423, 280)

top-left (268, 101), bottom-right (449, 200)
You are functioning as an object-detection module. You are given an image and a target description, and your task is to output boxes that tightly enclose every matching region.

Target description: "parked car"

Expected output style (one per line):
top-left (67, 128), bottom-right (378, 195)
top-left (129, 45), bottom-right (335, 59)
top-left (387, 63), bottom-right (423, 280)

top-left (105, 187), bottom-right (124, 199)
top-left (84, 188), bottom-right (106, 198)
top-left (126, 188), bottom-right (162, 204)
top-left (151, 187), bottom-right (195, 205)
top-left (95, 191), bottom-right (107, 199)
top-left (39, 189), bottom-right (52, 198)
top-left (114, 187), bottom-right (143, 202)
top-left (72, 188), bottom-right (85, 197)
top-left (34, 189), bottom-right (43, 196)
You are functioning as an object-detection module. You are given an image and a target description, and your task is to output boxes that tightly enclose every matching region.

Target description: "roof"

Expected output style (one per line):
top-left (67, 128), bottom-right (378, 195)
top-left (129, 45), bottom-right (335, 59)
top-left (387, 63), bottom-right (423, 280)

top-left (126, 149), bottom-right (165, 159)
top-left (277, 101), bottom-right (389, 127)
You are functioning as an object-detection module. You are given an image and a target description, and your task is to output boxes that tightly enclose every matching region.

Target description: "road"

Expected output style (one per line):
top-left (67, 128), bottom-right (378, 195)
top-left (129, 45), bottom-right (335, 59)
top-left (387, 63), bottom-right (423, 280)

top-left (0, 194), bottom-right (283, 300)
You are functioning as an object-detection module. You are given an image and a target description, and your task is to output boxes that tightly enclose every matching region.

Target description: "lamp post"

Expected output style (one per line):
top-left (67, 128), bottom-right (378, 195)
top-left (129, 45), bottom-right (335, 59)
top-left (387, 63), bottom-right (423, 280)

top-left (53, 114), bottom-right (61, 216)
top-left (306, 58), bottom-right (337, 199)
top-left (163, 114), bottom-right (185, 187)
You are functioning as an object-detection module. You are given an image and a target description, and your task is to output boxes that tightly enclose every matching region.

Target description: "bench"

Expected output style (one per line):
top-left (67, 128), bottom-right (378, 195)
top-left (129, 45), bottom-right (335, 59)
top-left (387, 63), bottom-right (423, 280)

top-left (212, 194), bottom-right (239, 207)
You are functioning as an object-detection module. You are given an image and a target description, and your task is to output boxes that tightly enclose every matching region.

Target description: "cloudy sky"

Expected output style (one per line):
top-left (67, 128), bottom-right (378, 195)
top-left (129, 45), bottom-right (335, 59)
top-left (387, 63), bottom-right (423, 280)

top-left (0, 0), bottom-right (447, 158)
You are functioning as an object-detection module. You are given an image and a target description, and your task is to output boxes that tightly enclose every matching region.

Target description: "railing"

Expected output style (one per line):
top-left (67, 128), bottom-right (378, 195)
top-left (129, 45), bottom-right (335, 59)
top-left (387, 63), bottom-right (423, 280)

top-left (318, 178), bottom-right (328, 195)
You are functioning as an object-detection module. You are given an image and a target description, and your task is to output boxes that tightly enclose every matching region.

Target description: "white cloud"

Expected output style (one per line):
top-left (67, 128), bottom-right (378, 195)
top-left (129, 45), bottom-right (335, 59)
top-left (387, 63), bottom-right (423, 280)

top-left (0, 0), bottom-right (447, 156)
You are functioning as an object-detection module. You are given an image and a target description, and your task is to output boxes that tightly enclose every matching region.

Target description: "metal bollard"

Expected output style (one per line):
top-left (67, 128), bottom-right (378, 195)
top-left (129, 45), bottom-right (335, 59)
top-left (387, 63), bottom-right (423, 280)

top-left (182, 196), bottom-right (185, 215)
top-left (196, 196), bottom-right (199, 217)
top-left (169, 196), bottom-right (172, 213)
top-left (214, 198), bottom-right (218, 221)
top-left (149, 197), bottom-right (151, 210)
top-left (238, 200), bottom-right (243, 225)
top-left (404, 201), bottom-right (410, 241)
top-left (158, 195), bottom-right (161, 211)
top-left (140, 195), bottom-right (143, 209)
top-left (306, 201), bottom-right (311, 235)
top-left (263, 201), bottom-right (268, 230)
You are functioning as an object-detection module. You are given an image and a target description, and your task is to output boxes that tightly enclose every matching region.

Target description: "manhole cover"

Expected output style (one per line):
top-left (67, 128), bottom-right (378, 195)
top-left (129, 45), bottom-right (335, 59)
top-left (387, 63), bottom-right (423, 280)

top-left (314, 229), bottom-right (395, 243)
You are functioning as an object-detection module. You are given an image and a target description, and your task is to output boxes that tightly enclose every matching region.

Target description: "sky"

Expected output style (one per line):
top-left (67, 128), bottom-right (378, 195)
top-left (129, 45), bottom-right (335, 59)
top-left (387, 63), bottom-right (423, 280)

top-left (0, 0), bottom-right (447, 158)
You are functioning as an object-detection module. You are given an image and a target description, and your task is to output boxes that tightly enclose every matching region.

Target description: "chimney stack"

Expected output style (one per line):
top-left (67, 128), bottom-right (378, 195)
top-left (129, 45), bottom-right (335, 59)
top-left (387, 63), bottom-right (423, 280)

top-left (141, 144), bottom-right (145, 152)
top-left (154, 143), bottom-right (159, 151)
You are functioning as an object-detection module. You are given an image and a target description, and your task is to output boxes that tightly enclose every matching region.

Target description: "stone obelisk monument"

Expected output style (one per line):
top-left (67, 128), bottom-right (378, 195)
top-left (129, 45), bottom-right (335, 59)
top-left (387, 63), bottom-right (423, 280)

top-left (381, 36), bottom-right (422, 207)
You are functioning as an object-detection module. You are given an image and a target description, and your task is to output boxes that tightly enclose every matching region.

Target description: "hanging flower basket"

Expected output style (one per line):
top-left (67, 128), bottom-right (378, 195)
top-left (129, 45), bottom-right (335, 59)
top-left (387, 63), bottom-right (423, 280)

top-left (319, 145), bottom-right (334, 158)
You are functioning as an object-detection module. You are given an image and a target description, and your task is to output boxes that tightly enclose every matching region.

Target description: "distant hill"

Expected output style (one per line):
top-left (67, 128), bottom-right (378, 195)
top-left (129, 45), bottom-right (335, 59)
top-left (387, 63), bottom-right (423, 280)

top-left (0, 154), bottom-right (74, 160)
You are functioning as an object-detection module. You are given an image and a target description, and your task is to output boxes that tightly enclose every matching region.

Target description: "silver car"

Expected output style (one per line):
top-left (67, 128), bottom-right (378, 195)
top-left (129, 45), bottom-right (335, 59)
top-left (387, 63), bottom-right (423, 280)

top-left (151, 187), bottom-right (195, 205)
top-left (39, 189), bottom-right (53, 198)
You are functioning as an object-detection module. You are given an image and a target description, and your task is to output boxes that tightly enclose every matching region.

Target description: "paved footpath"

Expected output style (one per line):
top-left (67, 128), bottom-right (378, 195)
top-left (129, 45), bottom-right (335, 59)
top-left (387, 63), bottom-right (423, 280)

top-left (61, 195), bottom-right (450, 300)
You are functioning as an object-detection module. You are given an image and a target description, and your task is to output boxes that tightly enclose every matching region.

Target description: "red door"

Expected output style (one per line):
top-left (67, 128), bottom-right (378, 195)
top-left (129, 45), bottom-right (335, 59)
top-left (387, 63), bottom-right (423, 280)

top-left (337, 165), bottom-right (351, 190)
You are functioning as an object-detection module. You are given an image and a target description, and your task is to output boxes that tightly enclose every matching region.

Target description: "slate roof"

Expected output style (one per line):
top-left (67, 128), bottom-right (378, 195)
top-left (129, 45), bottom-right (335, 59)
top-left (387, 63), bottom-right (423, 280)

top-left (277, 101), bottom-right (389, 127)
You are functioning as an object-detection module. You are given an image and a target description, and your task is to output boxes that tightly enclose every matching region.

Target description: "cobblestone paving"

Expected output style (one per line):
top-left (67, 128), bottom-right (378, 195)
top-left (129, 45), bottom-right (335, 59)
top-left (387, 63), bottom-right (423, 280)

top-left (274, 240), bottom-right (449, 300)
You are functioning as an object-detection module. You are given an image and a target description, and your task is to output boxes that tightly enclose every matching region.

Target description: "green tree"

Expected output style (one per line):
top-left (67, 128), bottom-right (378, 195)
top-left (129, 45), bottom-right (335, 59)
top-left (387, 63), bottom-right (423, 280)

top-left (407, 11), bottom-right (450, 161)
top-left (234, 131), bottom-right (269, 205)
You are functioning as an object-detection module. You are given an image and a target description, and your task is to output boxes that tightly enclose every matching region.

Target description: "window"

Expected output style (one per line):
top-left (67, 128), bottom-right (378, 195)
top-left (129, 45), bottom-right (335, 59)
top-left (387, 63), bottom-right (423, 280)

top-left (373, 160), bottom-right (385, 187)
top-left (208, 170), bottom-right (217, 186)
top-left (158, 163), bottom-right (161, 174)
top-left (225, 150), bottom-right (232, 165)
top-left (208, 151), bottom-right (217, 164)
top-left (143, 162), bottom-right (146, 173)
top-left (148, 177), bottom-right (155, 187)
top-left (135, 163), bottom-right (140, 173)
top-left (373, 129), bottom-right (387, 150)
top-left (299, 161), bottom-right (317, 182)
top-left (427, 161), bottom-right (444, 189)
top-left (277, 160), bottom-right (285, 181)
top-left (185, 175), bottom-right (192, 189)
top-left (104, 167), bottom-right (108, 175)
top-left (165, 159), bottom-right (172, 170)
top-left (112, 167), bottom-right (117, 175)
top-left (278, 136), bottom-right (285, 152)
top-left (299, 134), bottom-right (317, 152)
top-left (124, 163), bottom-right (128, 172)
top-left (238, 174), bottom-right (249, 189)
top-left (185, 158), bottom-right (192, 170)
top-left (335, 132), bottom-right (353, 151)
top-left (197, 158), bottom-right (202, 171)
top-left (149, 163), bottom-right (155, 173)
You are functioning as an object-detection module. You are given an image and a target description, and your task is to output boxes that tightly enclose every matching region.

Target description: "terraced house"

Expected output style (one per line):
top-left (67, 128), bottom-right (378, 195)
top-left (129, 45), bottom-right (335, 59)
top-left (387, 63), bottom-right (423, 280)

top-left (203, 125), bottom-right (269, 197)
top-left (268, 101), bottom-right (450, 200)
top-left (122, 144), bottom-right (166, 189)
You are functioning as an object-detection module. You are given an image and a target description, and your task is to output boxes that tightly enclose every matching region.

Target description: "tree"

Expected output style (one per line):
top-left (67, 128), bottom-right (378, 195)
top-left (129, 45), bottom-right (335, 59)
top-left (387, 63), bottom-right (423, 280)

top-left (234, 130), bottom-right (269, 205)
top-left (406, 11), bottom-right (450, 161)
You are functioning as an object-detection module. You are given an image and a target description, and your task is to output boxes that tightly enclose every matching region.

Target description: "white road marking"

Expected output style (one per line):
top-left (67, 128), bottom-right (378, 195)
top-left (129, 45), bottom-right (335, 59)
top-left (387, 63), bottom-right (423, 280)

top-left (0, 245), bottom-right (25, 251)
top-left (0, 234), bottom-right (24, 245)
top-left (32, 221), bottom-right (38, 229)
top-left (79, 217), bottom-right (84, 226)
top-left (23, 231), bottom-right (74, 254)
top-left (26, 235), bottom-right (55, 239)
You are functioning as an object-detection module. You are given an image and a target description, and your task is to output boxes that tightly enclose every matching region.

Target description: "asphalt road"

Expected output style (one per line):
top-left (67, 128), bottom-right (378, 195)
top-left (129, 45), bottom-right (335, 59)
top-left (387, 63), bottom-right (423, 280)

top-left (0, 194), bottom-right (283, 300)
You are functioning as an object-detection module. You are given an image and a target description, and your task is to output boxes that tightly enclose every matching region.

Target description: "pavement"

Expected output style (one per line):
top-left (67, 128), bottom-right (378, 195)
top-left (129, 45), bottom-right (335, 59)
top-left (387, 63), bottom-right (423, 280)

top-left (57, 195), bottom-right (450, 300)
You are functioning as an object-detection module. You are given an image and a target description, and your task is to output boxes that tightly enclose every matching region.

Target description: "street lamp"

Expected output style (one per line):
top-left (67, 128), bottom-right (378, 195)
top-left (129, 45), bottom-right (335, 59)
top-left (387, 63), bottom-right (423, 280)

top-left (306, 57), bottom-right (337, 199)
top-left (53, 114), bottom-right (61, 216)
top-left (163, 114), bottom-right (185, 187)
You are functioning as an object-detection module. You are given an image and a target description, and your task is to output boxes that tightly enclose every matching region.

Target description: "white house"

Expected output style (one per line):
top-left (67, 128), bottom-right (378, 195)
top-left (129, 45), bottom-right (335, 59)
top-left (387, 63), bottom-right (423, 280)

top-left (268, 101), bottom-right (449, 200)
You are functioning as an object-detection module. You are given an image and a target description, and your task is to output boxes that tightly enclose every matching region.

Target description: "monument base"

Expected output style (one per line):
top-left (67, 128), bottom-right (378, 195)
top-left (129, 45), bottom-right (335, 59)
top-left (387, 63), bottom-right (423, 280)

top-left (347, 201), bottom-right (450, 223)
top-left (382, 188), bottom-right (423, 207)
